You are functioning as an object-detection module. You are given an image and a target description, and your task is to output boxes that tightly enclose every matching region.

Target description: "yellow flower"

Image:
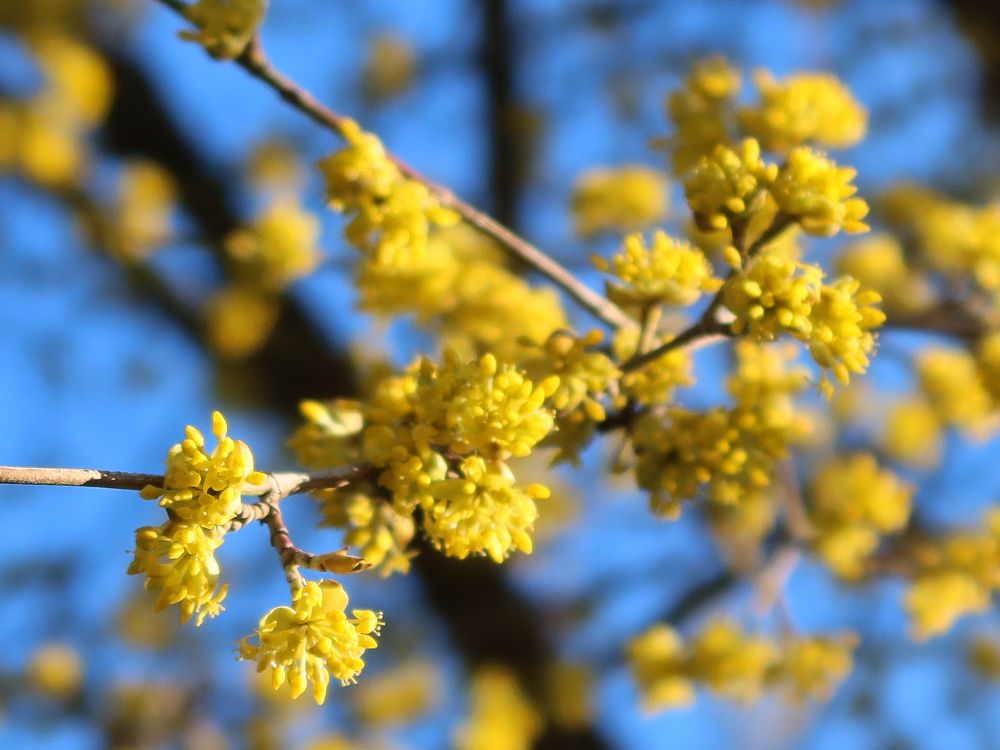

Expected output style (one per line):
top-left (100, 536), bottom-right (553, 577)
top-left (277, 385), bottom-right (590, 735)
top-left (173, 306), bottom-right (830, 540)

top-left (724, 245), bottom-right (822, 341)
top-left (739, 70), bottom-right (866, 153)
top-left (127, 521), bottom-right (228, 625)
top-left (204, 285), bottom-right (281, 360)
top-left (317, 119), bottom-right (457, 265)
top-left (629, 620), bottom-right (856, 711)
top-left (521, 329), bottom-right (619, 420)
top-left (106, 160), bottom-right (177, 263)
top-left (665, 56), bottom-right (742, 174)
top-left (808, 453), bottom-right (913, 579)
top-left (352, 659), bottom-right (440, 725)
top-left (289, 399), bottom-right (365, 469)
top-left (180, 0), bottom-right (266, 59)
top-left (364, 33), bottom-right (417, 101)
top-left (907, 572), bottom-right (991, 642)
top-left (26, 643), bottom-right (84, 700)
top-left (225, 199), bottom-right (322, 291)
top-left (771, 633), bottom-right (858, 701)
top-left (613, 327), bottom-right (693, 407)
top-left (571, 165), bottom-right (669, 238)
top-left (454, 667), bottom-right (541, 750)
top-left (139, 411), bottom-right (266, 528)
top-left (834, 233), bottom-right (934, 315)
top-left (423, 456), bottom-right (547, 562)
top-left (683, 138), bottom-right (778, 231)
top-left (413, 351), bottom-right (559, 460)
top-left (882, 397), bottom-right (942, 468)
top-left (593, 230), bottom-right (721, 308)
top-left (627, 625), bottom-right (695, 710)
top-left (916, 347), bottom-right (994, 433)
top-left (29, 34), bottom-right (114, 128)
top-left (239, 581), bottom-right (382, 704)
top-left (806, 277), bottom-right (885, 397)
top-left (769, 147), bottom-right (869, 236)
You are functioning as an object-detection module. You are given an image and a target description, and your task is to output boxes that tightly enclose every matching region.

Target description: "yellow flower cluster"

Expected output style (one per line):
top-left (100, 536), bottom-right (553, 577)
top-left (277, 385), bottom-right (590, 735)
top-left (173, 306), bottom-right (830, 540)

top-left (835, 234), bottom-right (933, 315)
top-left (103, 160), bottom-right (178, 263)
top-left (520, 329), bottom-right (619, 421)
top-left (632, 342), bottom-right (807, 517)
top-left (180, 0), bottom-right (266, 59)
top-left (628, 620), bottom-right (856, 710)
top-left (291, 352), bottom-right (559, 563)
top-left (128, 522), bottom-right (228, 626)
top-left (739, 70), bottom-right (867, 153)
top-left (0, 34), bottom-right (113, 187)
top-left (613, 327), bottom-right (693, 407)
top-left (129, 412), bottom-right (263, 624)
top-left (665, 56), bottom-right (741, 174)
top-left (139, 411), bottom-right (265, 527)
top-left (724, 247), bottom-right (884, 396)
top-left (454, 667), bottom-right (542, 750)
top-left (882, 396), bottom-right (943, 468)
top-left (238, 580), bottom-right (382, 704)
top-left (769, 147), bottom-right (869, 236)
top-left (571, 165), bottom-right (669, 238)
top-left (807, 453), bottom-right (913, 579)
top-left (357, 225), bottom-right (566, 363)
top-left (916, 347), bottom-right (995, 434)
top-left (364, 33), bottom-right (417, 101)
top-left (317, 119), bottom-right (458, 266)
top-left (724, 245), bottom-right (822, 340)
top-left (683, 139), bottom-right (777, 231)
top-left (225, 200), bottom-right (322, 291)
top-left (593, 230), bottom-right (721, 309)
top-left (807, 277), bottom-right (885, 397)
top-left (352, 659), bottom-right (441, 725)
top-left (905, 509), bottom-right (1000, 640)
top-left (26, 643), bottom-right (84, 700)
top-left (289, 400), bottom-right (413, 576)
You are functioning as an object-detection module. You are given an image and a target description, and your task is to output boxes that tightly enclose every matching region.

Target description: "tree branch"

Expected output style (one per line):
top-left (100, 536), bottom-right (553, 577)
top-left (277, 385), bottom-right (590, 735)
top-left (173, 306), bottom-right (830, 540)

top-left (150, 1), bottom-right (632, 329)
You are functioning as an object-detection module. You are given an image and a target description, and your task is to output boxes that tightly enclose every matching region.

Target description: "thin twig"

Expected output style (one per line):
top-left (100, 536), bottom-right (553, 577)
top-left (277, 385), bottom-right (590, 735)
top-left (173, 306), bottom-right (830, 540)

top-left (0, 464), bottom-right (372, 498)
top-left (152, 1), bottom-right (631, 329)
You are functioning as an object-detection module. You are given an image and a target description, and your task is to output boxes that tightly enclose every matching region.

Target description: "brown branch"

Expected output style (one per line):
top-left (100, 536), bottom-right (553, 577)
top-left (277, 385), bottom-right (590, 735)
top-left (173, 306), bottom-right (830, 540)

top-left (151, 1), bottom-right (631, 330)
top-left (0, 464), bottom-right (370, 499)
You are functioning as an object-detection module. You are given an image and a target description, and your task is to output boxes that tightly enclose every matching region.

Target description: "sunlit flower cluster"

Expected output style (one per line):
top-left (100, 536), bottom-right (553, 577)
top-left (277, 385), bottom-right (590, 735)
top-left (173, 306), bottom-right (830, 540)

top-left (129, 412), bottom-right (263, 625)
top-left (739, 70), bottom-right (867, 153)
top-left (593, 230), bottom-right (721, 308)
top-left (225, 199), bottom-right (322, 291)
top-left (905, 509), bottom-right (1000, 640)
top-left (317, 119), bottom-right (458, 266)
top-left (291, 352), bottom-right (559, 563)
top-left (915, 347), bottom-right (995, 434)
top-left (807, 453), bottom-right (913, 579)
top-left (683, 138), bottom-right (777, 231)
top-left (180, 0), bottom-right (266, 59)
top-left (454, 667), bottom-right (541, 750)
top-left (102, 160), bottom-right (178, 263)
top-left (628, 620), bottom-right (856, 711)
top-left (769, 147), bottom-right (869, 236)
top-left (724, 245), bottom-right (884, 395)
top-left (239, 580), bottom-right (382, 704)
top-left (571, 165), bottom-right (669, 238)
top-left (139, 411), bottom-right (265, 528)
top-left (632, 342), bottom-right (807, 517)
top-left (520, 329), bottom-right (619, 421)
top-left (613, 327), bottom-right (694, 407)
top-left (834, 234), bottom-right (933, 315)
top-left (665, 56), bottom-right (741, 174)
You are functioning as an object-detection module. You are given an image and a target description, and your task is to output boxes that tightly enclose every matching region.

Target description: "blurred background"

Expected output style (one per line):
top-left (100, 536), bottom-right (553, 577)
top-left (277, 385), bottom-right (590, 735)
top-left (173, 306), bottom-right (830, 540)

top-left (2, 0), bottom-right (1000, 748)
